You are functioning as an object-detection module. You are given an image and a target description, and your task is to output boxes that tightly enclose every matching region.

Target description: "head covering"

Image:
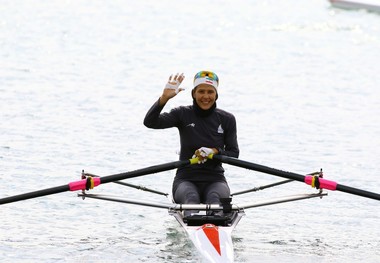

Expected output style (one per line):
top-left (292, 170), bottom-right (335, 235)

top-left (193, 71), bottom-right (219, 90)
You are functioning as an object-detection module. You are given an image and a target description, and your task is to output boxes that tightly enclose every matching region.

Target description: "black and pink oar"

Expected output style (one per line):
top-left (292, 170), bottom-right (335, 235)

top-left (212, 155), bottom-right (380, 201)
top-left (0, 158), bottom-right (199, 205)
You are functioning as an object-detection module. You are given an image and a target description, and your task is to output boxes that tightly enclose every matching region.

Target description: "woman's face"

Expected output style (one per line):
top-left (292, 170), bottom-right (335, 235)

top-left (193, 84), bottom-right (217, 110)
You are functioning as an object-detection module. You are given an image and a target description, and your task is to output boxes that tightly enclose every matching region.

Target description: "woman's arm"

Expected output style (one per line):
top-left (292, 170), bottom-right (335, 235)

top-left (219, 114), bottom-right (239, 158)
top-left (143, 73), bottom-right (185, 128)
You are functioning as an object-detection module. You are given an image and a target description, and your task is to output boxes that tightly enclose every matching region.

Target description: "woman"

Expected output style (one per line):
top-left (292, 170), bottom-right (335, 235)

top-left (143, 71), bottom-right (239, 216)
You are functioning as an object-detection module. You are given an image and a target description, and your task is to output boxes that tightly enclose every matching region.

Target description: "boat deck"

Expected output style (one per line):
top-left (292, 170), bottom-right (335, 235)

top-left (184, 212), bottom-right (240, 226)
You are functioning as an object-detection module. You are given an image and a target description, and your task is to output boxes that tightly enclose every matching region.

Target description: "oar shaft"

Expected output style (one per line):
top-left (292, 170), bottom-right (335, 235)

top-left (100, 159), bottom-right (191, 184)
top-left (213, 155), bottom-right (380, 201)
top-left (214, 155), bottom-right (305, 181)
top-left (336, 184), bottom-right (380, 201)
top-left (0, 185), bottom-right (69, 205)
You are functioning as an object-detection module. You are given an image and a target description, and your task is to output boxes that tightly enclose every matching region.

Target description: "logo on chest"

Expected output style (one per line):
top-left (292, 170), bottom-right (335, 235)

top-left (217, 124), bottom-right (224, 134)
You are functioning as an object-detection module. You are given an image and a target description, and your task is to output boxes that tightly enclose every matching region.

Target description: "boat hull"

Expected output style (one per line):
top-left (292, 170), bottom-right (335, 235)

top-left (329, 0), bottom-right (380, 12)
top-left (171, 211), bottom-right (244, 263)
top-left (189, 223), bottom-right (234, 263)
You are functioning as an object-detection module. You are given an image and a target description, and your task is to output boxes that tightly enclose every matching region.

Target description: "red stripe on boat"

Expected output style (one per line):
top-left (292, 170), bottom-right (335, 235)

top-left (202, 224), bottom-right (221, 255)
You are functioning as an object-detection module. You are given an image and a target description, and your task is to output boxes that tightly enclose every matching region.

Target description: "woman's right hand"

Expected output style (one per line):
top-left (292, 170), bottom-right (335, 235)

top-left (159, 73), bottom-right (185, 105)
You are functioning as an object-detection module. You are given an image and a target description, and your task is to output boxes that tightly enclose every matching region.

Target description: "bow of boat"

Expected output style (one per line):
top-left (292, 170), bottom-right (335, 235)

top-left (170, 210), bottom-right (244, 263)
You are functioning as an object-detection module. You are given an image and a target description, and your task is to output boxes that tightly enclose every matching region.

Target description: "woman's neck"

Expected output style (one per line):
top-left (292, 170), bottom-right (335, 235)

top-left (193, 99), bottom-right (216, 117)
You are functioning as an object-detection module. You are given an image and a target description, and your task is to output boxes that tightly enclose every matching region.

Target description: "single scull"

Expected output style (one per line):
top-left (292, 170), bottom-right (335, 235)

top-left (78, 190), bottom-right (326, 263)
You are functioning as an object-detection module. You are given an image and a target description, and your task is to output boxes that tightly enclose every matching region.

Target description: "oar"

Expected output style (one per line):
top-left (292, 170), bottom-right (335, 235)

top-left (0, 157), bottom-right (199, 205)
top-left (212, 155), bottom-right (380, 201)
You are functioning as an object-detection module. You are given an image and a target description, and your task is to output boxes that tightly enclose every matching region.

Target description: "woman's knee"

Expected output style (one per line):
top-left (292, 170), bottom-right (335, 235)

top-left (204, 182), bottom-right (230, 203)
top-left (174, 181), bottom-right (200, 204)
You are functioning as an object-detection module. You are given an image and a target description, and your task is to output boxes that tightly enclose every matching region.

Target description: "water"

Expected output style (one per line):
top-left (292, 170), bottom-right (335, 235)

top-left (1, 0), bottom-right (380, 262)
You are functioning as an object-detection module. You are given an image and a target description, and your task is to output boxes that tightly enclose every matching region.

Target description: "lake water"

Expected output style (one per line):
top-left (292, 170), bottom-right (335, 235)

top-left (1, 0), bottom-right (379, 262)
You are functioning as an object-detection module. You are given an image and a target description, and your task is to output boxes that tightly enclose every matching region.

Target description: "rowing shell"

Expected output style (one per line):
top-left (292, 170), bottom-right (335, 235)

top-left (171, 210), bottom-right (244, 263)
top-left (167, 193), bottom-right (325, 262)
top-left (77, 192), bottom-right (327, 262)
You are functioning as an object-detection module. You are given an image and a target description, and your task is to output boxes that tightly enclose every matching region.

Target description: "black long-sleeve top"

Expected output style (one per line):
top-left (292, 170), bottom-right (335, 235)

top-left (144, 99), bottom-right (239, 183)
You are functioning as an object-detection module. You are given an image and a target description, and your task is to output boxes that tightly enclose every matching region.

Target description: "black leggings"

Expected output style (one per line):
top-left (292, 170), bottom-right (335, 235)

top-left (173, 181), bottom-right (230, 204)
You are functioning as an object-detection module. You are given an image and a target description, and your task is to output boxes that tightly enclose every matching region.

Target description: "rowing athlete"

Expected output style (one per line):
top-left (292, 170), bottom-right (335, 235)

top-left (143, 71), bottom-right (239, 216)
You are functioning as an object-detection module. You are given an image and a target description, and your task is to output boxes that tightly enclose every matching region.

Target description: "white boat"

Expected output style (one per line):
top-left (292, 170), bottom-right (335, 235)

top-left (78, 187), bottom-right (326, 262)
top-left (329, 0), bottom-right (380, 12)
top-left (170, 203), bottom-right (243, 263)
top-left (168, 194), bottom-right (326, 262)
